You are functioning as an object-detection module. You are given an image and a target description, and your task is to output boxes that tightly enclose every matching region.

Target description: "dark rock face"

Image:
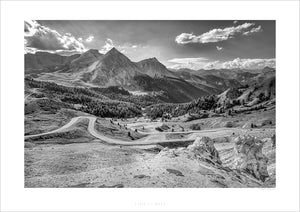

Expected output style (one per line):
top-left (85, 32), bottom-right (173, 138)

top-left (187, 136), bottom-right (222, 165)
top-left (233, 136), bottom-right (269, 181)
top-left (271, 134), bottom-right (276, 147)
top-left (262, 137), bottom-right (276, 185)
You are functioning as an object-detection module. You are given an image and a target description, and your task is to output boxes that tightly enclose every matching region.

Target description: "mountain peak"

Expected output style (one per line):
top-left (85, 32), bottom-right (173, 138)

top-left (106, 47), bottom-right (122, 55)
top-left (149, 57), bottom-right (159, 62)
top-left (69, 49), bottom-right (102, 68)
top-left (138, 57), bottom-right (161, 64)
top-left (85, 49), bottom-right (100, 53)
top-left (136, 57), bottom-right (178, 78)
top-left (102, 47), bottom-right (133, 64)
top-left (82, 49), bottom-right (102, 58)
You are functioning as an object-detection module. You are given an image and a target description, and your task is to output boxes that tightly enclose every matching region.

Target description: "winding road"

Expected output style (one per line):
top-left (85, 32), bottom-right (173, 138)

top-left (24, 93), bottom-right (34, 102)
top-left (25, 88), bottom-right (39, 102)
top-left (25, 116), bottom-right (241, 146)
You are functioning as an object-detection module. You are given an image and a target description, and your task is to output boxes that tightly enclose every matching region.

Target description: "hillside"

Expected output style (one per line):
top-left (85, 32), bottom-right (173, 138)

top-left (172, 69), bottom-right (243, 93)
top-left (25, 78), bottom-right (143, 118)
top-left (25, 52), bottom-right (80, 73)
top-left (145, 71), bottom-right (275, 119)
top-left (25, 48), bottom-right (212, 103)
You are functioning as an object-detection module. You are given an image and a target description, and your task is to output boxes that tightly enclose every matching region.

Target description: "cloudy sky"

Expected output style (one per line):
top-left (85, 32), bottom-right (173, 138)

top-left (24, 20), bottom-right (275, 70)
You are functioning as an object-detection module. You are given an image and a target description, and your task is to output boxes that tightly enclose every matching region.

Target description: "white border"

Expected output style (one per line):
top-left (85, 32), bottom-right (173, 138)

top-left (1, 1), bottom-right (299, 211)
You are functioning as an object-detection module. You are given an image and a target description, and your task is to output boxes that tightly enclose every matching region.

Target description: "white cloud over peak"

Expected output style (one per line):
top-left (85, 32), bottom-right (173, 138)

top-left (175, 22), bottom-right (262, 44)
top-left (221, 58), bottom-right (275, 69)
top-left (99, 39), bottom-right (142, 54)
top-left (99, 38), bottom-right (114, 53)
top-left (24, 20), bottom-right (86, 54)
top-left (167, 57), bottom-right (275, 70)
top-left (203, 61), bottom-right (220, 69)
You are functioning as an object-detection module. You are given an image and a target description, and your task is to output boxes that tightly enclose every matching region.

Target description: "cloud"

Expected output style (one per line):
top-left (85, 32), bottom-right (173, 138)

top-left (99, 39), bottom-right (141, 54)
top-left (233, 20), bottom-right (238, 24)
top-left (85, 35), bottom-right (94, 42)
top-left (216, 46), bottom-right (223, 51)
top-left (24, 46), bottom-right (38, 54)
top-left (221, 58), bottom-right (275, 69)
top-left (168, 57), bottom-right (210, 70)
top-left (203, 61), bottom-right (220, 69)
top-left (168, 57), bottom-right (275, 70)
top-left (243, 25), bottom-right (263, 35)
top-left (24, 20), bottom-right (40, 37)
top-left (99, 38), bottom-right (114, 53)
top-left (175, 22), bottom-right (262, 44)
top-left (24, 20), bottom-right (86, 54)
top-left (168, 57), bottom-right (209, 64)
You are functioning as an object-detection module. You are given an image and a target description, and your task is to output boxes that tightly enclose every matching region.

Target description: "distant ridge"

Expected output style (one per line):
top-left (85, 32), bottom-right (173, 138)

top-left (24, 48), bottom-right (272, 103)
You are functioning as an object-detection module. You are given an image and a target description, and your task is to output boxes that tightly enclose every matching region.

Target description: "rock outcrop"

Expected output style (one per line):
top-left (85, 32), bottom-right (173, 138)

top-left (159, 136), bottom-right (222, 165)
top-left (232, 136), bottom-right (269, 181)
top-left (159, 135), bottom-right (273, 184)
top-left (187, 136), bottom-right (222, 165)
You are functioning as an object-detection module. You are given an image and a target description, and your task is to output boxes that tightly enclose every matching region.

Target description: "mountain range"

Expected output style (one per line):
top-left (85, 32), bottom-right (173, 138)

top-left (25, 48), bottom-right (275, 103)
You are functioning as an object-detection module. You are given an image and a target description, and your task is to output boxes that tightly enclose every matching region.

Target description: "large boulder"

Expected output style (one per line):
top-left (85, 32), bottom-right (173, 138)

top-left (262, 137), bottom-right (276, 177)
top-left (187, 136), bottom-right (222, 165)
top-left (271, 134), bottom-right (276, 147)
top-left (233, 136), bottom-right (269, 181)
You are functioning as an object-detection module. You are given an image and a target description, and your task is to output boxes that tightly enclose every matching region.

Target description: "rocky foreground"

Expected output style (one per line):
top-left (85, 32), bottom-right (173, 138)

top-left (158, 135), bottom-right (275, 187)
top-left (25, 134), bottom-right (275, 188)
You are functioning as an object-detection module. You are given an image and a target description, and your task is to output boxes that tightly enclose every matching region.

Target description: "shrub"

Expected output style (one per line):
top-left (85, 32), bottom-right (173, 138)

top-left (155, 124), bottom-right (170, 132)
top-left (190, 123), bottom-right (201, 130)
top-left (155, 127), bottom-right (163, 132)
top-left (225, 122), bottom-right (234, 128)
top-left (261, 119), bottom-right (273, 127)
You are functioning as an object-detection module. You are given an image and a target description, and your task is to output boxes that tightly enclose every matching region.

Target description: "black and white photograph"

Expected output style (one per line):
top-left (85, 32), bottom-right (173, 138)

top-left (24, 20), bottom-right (276, 188)
top-left (1, 1), bottom-right (299, 211)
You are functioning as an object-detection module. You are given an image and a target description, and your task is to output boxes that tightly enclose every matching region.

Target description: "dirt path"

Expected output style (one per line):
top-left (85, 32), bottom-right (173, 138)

top-left (25, 116), bottom-right (248, 145)
top-left (25, 88), bottom-right (39, 102)
top-left (24, 93), bottom-right (33, 102)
